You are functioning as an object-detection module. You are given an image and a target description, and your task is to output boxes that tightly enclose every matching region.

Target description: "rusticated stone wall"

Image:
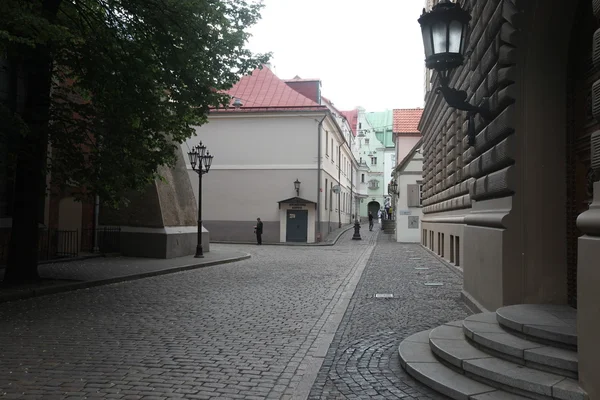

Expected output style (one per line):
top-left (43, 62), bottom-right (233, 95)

top-left (421, 0), bottom-right (518, 215)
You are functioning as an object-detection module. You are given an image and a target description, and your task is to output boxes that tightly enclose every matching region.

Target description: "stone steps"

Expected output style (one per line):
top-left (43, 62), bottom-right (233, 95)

top-left (398, 305), bottom-right (587, 400)
top-left (400, 330), bottom-right (530, 400)
top-left (496, 305), bottom-right (577, 350)
top-left (462, 313), bottom-right (578, 378)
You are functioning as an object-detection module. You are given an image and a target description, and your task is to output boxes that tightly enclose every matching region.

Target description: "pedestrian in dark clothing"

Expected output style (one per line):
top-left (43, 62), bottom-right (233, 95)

top-left (368, 212), bottom-right (374, 231)
top-left (254, 217), bottom-right (263, 245)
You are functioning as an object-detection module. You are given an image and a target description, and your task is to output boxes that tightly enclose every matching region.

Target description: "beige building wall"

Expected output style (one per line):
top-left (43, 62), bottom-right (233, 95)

top-left (186, 112), bottom-right (324, 243)
top-left (395, 157), bottom-right (424, 243)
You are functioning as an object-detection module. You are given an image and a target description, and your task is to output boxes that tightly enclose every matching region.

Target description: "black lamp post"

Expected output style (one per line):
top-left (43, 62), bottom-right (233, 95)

top-left (294, 179), bottom-right (301, 196)
top-left (418, 0), bottom-right (490, 147)
top-left (188, 142), bottom-right (214, 258)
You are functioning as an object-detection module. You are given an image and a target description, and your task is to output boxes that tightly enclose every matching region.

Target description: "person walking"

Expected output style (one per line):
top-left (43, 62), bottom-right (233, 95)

top-left (368, 211), bottom-right (374, 231)
top-left (254, 217), bottom-right (263, 245)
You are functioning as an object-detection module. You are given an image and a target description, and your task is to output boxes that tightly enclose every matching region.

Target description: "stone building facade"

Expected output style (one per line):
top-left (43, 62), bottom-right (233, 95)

top-left (415, 0), bottom-right (600, 397)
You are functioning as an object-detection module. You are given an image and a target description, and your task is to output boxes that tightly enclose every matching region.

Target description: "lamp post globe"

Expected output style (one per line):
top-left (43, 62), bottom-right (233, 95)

top-left (418, 0), bottom-right (471, 75)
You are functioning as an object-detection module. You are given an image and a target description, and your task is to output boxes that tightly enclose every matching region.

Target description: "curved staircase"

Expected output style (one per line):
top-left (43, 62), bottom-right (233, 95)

top-left (398, 304), bottom-right (588, 400)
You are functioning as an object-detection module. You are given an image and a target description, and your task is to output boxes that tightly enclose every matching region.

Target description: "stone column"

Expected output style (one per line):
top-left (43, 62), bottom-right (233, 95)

top-left (576, 178), bottom-right (600, 399)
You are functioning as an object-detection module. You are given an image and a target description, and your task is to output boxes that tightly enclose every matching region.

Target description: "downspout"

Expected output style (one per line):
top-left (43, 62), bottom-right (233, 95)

top-left (350, 164), bottom-right (354, 223)
top-left (92, 194), bottom-right (100, 252)
top-left (316, 114), bottom-right (327, 241)
top-left (338, 145), bottom-right (341, 228)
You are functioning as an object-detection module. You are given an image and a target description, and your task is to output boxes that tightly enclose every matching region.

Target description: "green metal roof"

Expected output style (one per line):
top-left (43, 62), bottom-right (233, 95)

top-left (366, 110), bottom-right (395, 148)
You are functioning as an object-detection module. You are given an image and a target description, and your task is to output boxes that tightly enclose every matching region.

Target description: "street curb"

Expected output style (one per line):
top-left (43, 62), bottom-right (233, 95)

top-left (0, 253), bottom-right (251, 304)
top-left (211, 225), bottom-right (355, 247)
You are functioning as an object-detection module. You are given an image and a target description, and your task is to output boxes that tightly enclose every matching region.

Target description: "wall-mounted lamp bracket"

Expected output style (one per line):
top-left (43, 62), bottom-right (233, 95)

top-left (436, 75), bottom-right (492, 147)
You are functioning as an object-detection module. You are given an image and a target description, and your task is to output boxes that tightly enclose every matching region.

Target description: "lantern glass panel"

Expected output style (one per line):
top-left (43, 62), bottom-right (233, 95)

top-left (188, 151), bottom-right (198, 168)
top-left (197, 144), bottom-right (207, 158)
top-left (204, 154), bottom-right (213, 173)
top-left (432, 21), bottom-right (448, 55)
top-left (421, 25), bottom-right (433, 58)
top-left (448, 20), bottom-right (463, 53)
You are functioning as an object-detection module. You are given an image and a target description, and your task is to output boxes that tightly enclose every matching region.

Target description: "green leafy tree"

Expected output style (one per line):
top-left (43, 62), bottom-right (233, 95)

top-left (0, 0), bottom-right (269, 283)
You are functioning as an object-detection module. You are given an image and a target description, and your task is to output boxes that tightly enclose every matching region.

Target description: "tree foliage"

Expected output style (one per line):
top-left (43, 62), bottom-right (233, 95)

top-left (1, 0), bottom-right (269, 206)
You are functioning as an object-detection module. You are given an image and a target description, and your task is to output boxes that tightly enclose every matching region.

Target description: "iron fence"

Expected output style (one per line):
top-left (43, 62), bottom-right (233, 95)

top-left (0, 226), bottom-right (121, 266)
top-left (81, 227), bottom-right (121, 253)
top-left (38, 229), bottom-right (79, 261)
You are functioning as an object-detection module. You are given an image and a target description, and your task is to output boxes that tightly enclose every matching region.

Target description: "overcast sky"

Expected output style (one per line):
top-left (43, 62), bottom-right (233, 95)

top-left (247, 0), bottom-right (427, 112)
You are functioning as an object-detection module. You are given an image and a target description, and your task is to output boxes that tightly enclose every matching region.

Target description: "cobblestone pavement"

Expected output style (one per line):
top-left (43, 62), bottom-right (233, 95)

top-left (0, 228), bottom-right (377, 399)
top-left (308, 234), bottom-right (472, 400)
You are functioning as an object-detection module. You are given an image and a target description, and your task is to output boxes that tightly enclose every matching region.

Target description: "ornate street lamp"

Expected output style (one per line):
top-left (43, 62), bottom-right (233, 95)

top-left (294, 179), bottom-right (301, 196)
top-left (188, 142), bottom-right (214, 258)
top-left (388, 180), bottom-right (398, 196)
top-left (418, 0), bottom-right (490, 147)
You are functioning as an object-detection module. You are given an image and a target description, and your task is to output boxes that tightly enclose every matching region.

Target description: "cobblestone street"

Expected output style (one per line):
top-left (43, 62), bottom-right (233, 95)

top-left (0, 227), bottom-right (470, 399)
top-left (308, 234), bottom-right (471, 400)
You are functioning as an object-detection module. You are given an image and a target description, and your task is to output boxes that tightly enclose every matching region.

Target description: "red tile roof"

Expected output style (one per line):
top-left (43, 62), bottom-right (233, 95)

top-left (392, 108), bottom-right (424, 134)
top-left (213, 66), bottom-right (326, 113)
top-left (340, 109), bottom-right (358, 137)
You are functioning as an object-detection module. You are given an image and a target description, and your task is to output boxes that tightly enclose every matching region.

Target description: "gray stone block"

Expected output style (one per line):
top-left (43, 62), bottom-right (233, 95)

top-left (429, 336), bottom-right (492, 368)
top-left (552, 378), bottom-right (589, 400)
top-left (406, 361), bottom-right (496, 400)
top-left (464, 357), bottom-right (565, 397)
top-left (496, 304), bottom-right (577, 348)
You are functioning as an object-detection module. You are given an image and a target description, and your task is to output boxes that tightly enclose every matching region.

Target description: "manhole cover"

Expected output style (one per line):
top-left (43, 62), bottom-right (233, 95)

top-left (375, 293), bottom-right (394, 298)
top-left (424, 283), bottom-right (443, 286)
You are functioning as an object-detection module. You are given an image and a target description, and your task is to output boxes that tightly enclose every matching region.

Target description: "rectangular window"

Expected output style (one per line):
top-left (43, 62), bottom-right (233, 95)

top-left (438, 232), bottom-right (441, 255)
top-left (361, 174), bottom-right (365, 183)
top-left (419, 184), bottom-right (423, 206)
top-left (407, 184), bottom-right (420, 207)
top-left (330, 182), bottom-right (333, 209)
top-left (455, 237), bottom-right (460, 267)
top-left (441, 234), bottom-right (445, 258)
top-left (423, 229), bottom-right (427, 246)
top-left (325, 179), bottom-right (328, 210)
top-left (331, 140), bottom-right (334, 162)
top-left (371, 157), bottom-right (377, 165)
top-left (450, 235), bottom-right (455, 263)
top-left (365, 138), bottom-right (370, 145)
top-left (326, 131), bottom-right (329, 156)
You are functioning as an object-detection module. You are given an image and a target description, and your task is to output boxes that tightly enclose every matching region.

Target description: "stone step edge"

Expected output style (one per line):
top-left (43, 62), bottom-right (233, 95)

top-left (426, 323), bottom-right (586, 400)
top-left (461, 314), bottom-right (578, 377)
top-left (428, 327), bottom-right (584, 400)
top-left (496, 309), bottom-right (577, 351)
top-left (399, 330), bottom-right (531, 400)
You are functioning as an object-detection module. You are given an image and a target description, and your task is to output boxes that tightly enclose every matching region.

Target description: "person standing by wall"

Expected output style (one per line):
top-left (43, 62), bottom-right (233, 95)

top-left (254, 217), bottom-right (263, 245)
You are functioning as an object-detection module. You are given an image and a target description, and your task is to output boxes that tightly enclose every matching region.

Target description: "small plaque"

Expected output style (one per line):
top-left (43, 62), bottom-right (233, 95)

top-left (414, 267), bottom-right (430, 270)
top-left (375, 293), bottom-right (394, 298)
top-left (424, 283), bottom-right (443, 286)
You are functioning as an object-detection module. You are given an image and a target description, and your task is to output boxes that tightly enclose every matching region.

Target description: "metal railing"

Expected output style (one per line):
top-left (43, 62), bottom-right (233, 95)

top-left (0, 227), bottom-right (121, 266)
top-left (38, 229), bottom-right (79, 261)
top-left (81, 227), bottom-right (121, 253)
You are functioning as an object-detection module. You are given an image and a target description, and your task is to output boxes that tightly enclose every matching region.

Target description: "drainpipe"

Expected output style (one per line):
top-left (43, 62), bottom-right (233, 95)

top-left (92, 194), bottom-right (100, 252)
top-left (350, 164), bottom-right (354, 223)
top-left (316, 114), bottom-right (327, 241)
top-left (338, 145), bottom-right (342, 228)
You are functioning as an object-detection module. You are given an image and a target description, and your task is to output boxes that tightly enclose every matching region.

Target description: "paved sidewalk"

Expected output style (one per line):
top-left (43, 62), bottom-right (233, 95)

top-left (308, 232), bottom-right (472, 399)
top-left (0, 246), bottom-right (250, 304)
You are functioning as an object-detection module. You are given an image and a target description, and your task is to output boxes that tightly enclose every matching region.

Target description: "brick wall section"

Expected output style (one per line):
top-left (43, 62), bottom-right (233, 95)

top-left (420, 0), bottom-right (519, 215)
